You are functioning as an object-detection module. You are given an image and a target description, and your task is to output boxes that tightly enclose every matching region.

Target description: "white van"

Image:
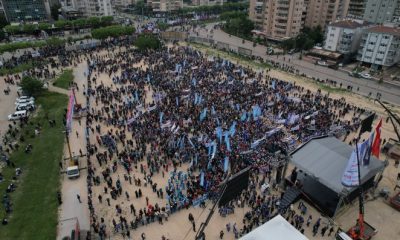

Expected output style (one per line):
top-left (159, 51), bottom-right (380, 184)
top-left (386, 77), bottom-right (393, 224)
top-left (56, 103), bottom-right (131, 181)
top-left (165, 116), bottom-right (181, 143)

top-left (8, 110), bottom-right (28, 121)
top-left (66, 166), bottom-right (80, 179)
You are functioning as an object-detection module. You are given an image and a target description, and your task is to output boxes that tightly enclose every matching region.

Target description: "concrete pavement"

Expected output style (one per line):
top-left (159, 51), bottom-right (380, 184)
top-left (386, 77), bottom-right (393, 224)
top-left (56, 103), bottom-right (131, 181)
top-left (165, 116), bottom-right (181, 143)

top-left (189, 24), bottom-right (400, 105)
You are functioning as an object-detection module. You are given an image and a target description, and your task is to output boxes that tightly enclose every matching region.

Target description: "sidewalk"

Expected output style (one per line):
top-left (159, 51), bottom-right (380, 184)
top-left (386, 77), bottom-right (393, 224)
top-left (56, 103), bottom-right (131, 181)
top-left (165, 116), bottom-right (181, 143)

top-left (57, 62), bottom-right (91, 240)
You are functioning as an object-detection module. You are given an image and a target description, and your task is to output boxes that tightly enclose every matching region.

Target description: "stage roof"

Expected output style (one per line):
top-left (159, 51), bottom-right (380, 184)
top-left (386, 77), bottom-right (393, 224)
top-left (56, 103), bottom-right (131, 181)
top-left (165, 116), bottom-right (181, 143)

top-left (240, 215), bottom-right (308, 240)
top-left (290, 137), bottom-right (385, 194)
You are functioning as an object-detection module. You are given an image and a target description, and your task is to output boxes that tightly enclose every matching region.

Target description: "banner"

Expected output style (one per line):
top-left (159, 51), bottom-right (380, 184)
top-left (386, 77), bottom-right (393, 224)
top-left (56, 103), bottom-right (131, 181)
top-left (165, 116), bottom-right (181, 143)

top-left (224, 157), bottom-right (229, 172)
top-left (66, 92), bottom-right (75, 132)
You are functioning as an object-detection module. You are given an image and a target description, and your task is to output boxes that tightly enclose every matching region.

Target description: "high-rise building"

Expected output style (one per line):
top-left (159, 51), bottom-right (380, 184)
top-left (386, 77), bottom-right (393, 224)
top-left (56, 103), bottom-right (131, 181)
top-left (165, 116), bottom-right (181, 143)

top-left (2, 0), bottom-right (50, 22)
top-left (60, 0), bottom-right (114, 17)
top-left (363, 0), bottom-right (399, 24)
top-left (249, 0), bottom-right (305, 41)
top-left (147, 0), bottom-right (183, 12)
top-left (347, 0), bottom-right (366, 18)
top-left (191, 0), bottom-right (225, 6)
top-left (304, 0), bottom-right (350, 29)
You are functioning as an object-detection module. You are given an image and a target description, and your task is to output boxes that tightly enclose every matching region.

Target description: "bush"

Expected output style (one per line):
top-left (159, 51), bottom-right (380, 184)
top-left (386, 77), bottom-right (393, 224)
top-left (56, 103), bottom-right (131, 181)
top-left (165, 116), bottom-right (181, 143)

top-left (91, 25), bottom-right (135, 39)
top-left (20, 76), bottom-right (45, 97)
top-left (134, 34), bottom-right (161, 51)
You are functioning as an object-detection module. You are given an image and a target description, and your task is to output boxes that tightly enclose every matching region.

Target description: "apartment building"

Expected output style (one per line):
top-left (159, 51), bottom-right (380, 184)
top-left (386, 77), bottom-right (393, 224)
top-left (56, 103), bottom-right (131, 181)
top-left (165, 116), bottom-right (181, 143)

top-left (357, 25), bottom-right (400, 69)
top-left (363, 0), bottom-right (400, 24)
top-left (191, 0), bottom-right (225, 6)
top-left (1, 0), bottom-right (50, 22)
top-left (347, 0), bottom-right (366, 18)
top-left (147, 0), bottom-right (183, 12)
top-left (324, 19), bottom-right (370, 54)
top-left (304, 0), bottom-right (350, 29)
top-left (61, 0), bottom-right (114, 17)
top-left (249, 0), bottom-right (305, 41)
top-left (112, 0), bottom-right (134, 8)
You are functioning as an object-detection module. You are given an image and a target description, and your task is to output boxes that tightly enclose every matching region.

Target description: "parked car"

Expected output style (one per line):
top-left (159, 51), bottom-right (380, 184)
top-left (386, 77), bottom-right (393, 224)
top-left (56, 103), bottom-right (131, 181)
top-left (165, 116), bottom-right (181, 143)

top-left (16, 96), bottom-right (35, 102)
top-left (349, 72), bottom-right (361, 78)
top-left (360, 72), bottom-right (372, 79)
top-left (316, 60), bottom-right (328, 66)
top-left (15, 99), bottom-right (34, 106)
top-left (16, 102), bottom-right (35, 111)
top-left (8, 110), bottom-right (28, 121)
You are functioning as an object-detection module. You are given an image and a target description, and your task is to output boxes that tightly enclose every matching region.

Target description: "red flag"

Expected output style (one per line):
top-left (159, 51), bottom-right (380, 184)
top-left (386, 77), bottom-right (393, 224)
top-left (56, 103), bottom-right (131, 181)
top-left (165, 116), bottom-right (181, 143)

top-left (371, 119), bottom-right (382, 158)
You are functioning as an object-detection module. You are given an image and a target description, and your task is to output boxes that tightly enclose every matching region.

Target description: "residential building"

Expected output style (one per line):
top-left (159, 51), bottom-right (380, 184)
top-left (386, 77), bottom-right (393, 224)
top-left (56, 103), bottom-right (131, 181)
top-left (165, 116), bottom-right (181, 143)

top-left (363, 0), bottom-right (400, 24)
top-left (304, 0), bottom-right (350, 29)
top-left (147, 0), bottom-right (183, 12)
top-left (191, 0), bottom-right (225, 6)
top-left (347, 0), bottom-right (366, 18)
top-left (112, 0), bottom-right (134, 8)
top-left (60, 0), bottom-right (114, 16)
top-left (249, 0), bottom-right (305, 41)
top-left (357, 25), bottom-right (400, 69)
top-left (324, 19), bottom-right (370, 54)
top-left (2, 0), bottom-right (50, 22)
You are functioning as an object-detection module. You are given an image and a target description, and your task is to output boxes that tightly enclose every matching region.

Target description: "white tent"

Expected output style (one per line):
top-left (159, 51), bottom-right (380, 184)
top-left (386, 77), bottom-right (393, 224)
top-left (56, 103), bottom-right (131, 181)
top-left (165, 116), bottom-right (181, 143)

top-left (240, 215), bottom-right (309, 240)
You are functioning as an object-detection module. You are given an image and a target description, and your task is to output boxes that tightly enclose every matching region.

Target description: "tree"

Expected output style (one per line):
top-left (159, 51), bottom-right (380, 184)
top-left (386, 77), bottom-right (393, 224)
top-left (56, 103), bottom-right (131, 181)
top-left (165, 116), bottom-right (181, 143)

top-left (51, 3), bottom-right (61, 21)
top-left (91, 25), bottom-right (135, 39)
top-left (21, 76), bottom-right (44, 97)
top-left (134, 34), bottom-right (161, 51)
top-left (223, 16), bottom-right (254, 38)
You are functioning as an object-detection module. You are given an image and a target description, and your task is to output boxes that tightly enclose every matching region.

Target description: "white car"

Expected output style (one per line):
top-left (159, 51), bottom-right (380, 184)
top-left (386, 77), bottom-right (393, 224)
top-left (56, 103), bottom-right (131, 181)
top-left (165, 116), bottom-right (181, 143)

top-left (16, 102), bottom-right (35, 111)
top-left (317, 60), bottom-right (328, 66)
top-left (360, 72), bottom-right (372, 79)
top-left (17, 96), bottom-right (35, 102)
top-left (15, 99), bottom-right (34, 106)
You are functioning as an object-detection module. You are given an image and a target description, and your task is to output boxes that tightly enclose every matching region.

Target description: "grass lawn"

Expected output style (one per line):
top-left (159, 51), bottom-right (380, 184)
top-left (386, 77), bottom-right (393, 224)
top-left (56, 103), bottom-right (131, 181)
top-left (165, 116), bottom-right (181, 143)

top-left (0, 91), bottom-right (67, 240)
top-left (0, 62), bottom-right (35, 76)
top-left (53, 70), bottom-right (74, 90)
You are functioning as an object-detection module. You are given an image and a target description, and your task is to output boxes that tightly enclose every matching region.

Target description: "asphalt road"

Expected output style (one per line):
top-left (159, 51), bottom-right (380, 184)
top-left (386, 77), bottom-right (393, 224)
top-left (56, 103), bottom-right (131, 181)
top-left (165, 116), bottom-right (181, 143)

top-left (189, 24), bottom-right (400, 105)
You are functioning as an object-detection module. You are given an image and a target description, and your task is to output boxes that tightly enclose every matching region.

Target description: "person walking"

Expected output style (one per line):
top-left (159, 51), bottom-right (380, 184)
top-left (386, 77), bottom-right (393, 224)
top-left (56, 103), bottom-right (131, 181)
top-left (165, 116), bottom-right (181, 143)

top-left (192, 221), bottom-right (196, 232)
top-left (77, 194), bottom-right (81, 203)
top-left (220, 230), bottom-right (224, 239)
top-left (141, 232), bottom-right (146, 240)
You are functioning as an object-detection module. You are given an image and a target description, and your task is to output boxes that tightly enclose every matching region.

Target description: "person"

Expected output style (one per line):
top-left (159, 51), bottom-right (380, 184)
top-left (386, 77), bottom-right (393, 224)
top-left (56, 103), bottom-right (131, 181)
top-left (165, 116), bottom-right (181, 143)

top-left (188, 213), bottom-right (194, 222)
top-left (220, 230), bottom-right (224, 239)
top-left (192, 221), bottom-right (196, 232)
top-left (141, 232), bottom-right (146, 240)
top-left (77, 194), bottom-right (81, 203)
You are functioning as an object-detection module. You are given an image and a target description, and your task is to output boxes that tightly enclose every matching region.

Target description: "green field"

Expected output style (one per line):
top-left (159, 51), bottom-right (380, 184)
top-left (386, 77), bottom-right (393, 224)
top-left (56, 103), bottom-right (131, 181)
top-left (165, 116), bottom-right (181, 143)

top-left (53, 70), bottom-right (74, 90)
top-left (0, 92), bottom-right (67, 240)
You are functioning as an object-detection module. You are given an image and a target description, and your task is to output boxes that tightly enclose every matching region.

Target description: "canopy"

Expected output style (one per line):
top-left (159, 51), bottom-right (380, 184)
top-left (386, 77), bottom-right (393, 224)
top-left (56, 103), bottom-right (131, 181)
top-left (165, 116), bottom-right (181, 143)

top-left (290, 136), bottom-right (384, 194)
top-left (240, 215), bottom-right (308, 240)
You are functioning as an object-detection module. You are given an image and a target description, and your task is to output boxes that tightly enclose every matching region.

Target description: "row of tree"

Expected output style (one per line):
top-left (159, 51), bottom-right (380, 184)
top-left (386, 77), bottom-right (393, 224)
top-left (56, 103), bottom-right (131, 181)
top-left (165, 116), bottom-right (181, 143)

top-left (223, 15), bottom-right (254, 39)
top-left (91, 25), bottom-right (135, 40)
top-left (281, 26), bottom-right (324, 51)
top-left (4, 16), bottom-right (114, 35)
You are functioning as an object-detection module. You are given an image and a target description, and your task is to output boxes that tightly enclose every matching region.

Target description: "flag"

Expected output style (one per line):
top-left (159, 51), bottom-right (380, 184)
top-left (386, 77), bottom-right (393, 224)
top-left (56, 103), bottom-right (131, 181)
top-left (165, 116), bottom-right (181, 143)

top-left (216, 127), bottom-right (223, 143)
top-left (200, 172), bottom-right (205, 187)
top-left (159, 112), bottom-right (164, 124)
top-left (342, 147), bottom-right (360, 187)
top-left (363, 131), bottom-right (375, 166)
top-left (360, 114), bottom-right (375, 134)
top-left (229, 121), bottom-right (237, 136)
top-left (224, 157), bottom-right (229, 172)
top-left (224, 131), bottom-right (231, 152)
top-left (342, 140), bottom-right (369, 187)
top-left (271, 80), bottom-right (276, 90)
top-left (240, 112), bottom-right (247, 122)
top-left (371, 119), bottom-right (382, 158)
top-left (200, 108), bottom-right (208, 121)
top-left (176, 96), bottom-right (179, 106)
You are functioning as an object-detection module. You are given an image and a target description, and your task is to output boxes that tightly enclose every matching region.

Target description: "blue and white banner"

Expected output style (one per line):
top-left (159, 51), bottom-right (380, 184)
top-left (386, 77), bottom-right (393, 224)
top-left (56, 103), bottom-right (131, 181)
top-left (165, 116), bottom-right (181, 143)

top-left (224, 131), bottom-right (231, 152)
top-left (342, 140), bottom-right (369, 187)
top-left (229, 121), bottom-right (237, 136)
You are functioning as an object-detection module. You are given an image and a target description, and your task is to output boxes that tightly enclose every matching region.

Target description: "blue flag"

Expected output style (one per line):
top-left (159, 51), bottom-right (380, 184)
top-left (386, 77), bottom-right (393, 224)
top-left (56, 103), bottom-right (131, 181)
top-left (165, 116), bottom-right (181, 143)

top-left (224, 157), bottom-right (229, 172)
top-left (224, 131), bottom-right (231, 152)
top-left (240, 112), bottom-right (247, 121)
top-left (200, 172), bottom-right (205, 187)
top-left (159, 112), bottom-right (164, 124)
top-left (229, 121), bottom-right (237, 136)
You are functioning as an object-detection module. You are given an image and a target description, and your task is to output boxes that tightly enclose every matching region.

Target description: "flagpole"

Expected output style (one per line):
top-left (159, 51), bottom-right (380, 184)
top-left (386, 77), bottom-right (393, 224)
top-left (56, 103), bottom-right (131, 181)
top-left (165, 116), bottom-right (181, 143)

top-left (355, 130), bottom-right (365, 239)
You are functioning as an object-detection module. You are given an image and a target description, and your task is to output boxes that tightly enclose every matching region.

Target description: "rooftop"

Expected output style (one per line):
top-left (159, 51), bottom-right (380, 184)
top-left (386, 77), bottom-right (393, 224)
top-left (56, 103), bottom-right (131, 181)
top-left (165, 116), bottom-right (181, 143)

top-left (329, 20), bottom-right (370, 29)
top-left (367, 26), bottom-right (400, 36)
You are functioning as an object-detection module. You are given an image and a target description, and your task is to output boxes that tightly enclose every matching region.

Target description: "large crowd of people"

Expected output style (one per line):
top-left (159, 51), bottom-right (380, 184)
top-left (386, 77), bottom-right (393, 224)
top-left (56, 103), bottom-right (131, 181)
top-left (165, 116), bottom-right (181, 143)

top-left (77, 44), bottom-right (371, 239)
